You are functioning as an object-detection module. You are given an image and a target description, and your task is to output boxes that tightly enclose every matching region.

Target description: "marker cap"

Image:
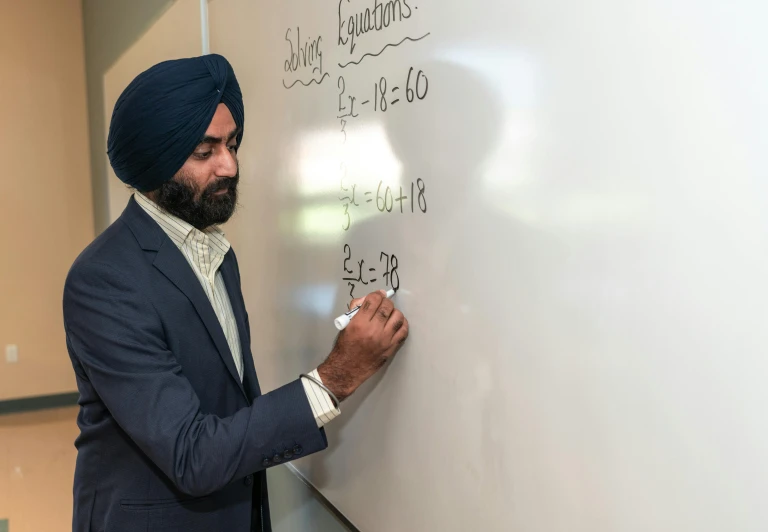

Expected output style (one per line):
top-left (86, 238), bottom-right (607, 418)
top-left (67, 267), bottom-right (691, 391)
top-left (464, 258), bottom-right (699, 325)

top-left (334, 314), bottom-right (351, 330)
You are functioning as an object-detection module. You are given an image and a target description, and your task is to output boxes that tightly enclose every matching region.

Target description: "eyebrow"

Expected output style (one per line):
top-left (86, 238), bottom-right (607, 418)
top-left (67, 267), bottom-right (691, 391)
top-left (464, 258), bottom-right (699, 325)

top-left (198, 126), bottom-right (242, 146)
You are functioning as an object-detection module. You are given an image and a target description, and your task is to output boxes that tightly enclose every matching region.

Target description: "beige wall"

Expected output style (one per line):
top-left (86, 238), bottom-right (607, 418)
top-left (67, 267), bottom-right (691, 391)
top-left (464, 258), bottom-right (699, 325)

top-left (0, 0), bottom-right (93, 400)
top-left (0, 408), bottom-right (79, 531)
top-left (104, 0), bottom-right (203, 222)
top-left (82, 0), bottom-right (175, 234)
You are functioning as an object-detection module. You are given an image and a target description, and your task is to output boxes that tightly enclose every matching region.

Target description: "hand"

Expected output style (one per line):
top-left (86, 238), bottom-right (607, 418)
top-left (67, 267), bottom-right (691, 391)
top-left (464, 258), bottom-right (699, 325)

top-left (318, 290), bottom-right (409, 401)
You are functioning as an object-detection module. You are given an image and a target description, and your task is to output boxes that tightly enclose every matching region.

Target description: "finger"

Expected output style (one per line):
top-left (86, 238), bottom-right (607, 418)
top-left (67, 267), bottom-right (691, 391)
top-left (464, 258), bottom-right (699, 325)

top-left (385, 309), bottom-right (405, 337)
top-left (349, 289), bottom-right (386, 310)
top-left (385, 318), bottom-right (409, 357)
top-left (348, 296), bottom-right (365, 310)
top-left (358, 291), bottom-right (385, 321)
top-left (374, 297), bottom-right (395, 323)
top-left (395, 317), bottom-right (409, 344)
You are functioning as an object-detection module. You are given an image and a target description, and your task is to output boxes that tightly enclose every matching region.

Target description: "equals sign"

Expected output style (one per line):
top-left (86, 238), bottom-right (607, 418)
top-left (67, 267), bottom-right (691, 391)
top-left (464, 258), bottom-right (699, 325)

top-left (365, 191), bottom-right (373, 203)
top-left (369, 268), bottom-right (377, 283)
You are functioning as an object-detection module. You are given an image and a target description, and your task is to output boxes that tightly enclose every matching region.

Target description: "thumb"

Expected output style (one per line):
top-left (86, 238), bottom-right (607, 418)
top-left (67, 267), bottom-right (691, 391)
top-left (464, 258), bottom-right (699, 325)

top-left (348, 290), bottom-right (386, 310)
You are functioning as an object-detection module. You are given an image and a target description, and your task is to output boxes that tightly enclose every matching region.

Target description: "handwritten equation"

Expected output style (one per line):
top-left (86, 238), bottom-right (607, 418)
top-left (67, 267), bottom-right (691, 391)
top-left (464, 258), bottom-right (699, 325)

top-left (281, 0), bottom-right (431, 299)
top-left (343, 244), bottom-right (401, 300)
top-left (337, 66), bottom-right (428, 122)
top-left (339, 172), bottom-right (427, 230)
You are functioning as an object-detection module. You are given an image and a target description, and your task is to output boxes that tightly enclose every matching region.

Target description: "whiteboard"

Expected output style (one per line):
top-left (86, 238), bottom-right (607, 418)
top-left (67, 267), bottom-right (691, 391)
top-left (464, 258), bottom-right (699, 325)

top-left (208, 0), bottom-right (768, 530)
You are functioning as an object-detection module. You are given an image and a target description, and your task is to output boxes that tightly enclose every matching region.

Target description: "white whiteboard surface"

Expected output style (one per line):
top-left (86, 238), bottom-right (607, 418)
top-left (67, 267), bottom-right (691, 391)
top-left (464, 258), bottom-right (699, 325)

top-left (209, 0), bottom-right (768, 530)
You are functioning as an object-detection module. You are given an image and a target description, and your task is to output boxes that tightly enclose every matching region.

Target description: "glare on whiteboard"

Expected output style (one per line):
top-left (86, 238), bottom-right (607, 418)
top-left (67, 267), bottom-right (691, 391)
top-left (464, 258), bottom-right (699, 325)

top-left (295, 124), bottom-right (403, 197)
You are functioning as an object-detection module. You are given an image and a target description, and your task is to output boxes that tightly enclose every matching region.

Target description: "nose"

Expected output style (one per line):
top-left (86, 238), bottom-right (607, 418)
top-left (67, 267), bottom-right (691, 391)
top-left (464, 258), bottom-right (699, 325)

top-left (215, 145), bottom-right (238, 177)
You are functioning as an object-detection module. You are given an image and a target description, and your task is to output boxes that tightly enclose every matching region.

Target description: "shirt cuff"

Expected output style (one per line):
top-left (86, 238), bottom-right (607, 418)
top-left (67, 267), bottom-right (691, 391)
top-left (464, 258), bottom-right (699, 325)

top-left (301, 368), bottom-right (341, 428)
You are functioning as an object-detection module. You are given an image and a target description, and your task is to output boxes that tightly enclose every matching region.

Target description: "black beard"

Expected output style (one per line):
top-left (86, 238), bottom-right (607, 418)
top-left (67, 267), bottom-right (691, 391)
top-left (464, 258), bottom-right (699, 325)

top-left (152, 172), bottom-right (239, 230)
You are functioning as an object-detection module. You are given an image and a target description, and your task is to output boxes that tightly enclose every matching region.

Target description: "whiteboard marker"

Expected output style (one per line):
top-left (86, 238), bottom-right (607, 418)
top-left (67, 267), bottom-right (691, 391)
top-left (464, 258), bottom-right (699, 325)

top-left (334, 289), bottom-right (396, 330)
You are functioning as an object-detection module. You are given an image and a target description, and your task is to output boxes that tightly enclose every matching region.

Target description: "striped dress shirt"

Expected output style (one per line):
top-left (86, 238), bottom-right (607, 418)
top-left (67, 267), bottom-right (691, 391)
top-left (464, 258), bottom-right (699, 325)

top-left (134, 192), bottom-right (340, 428)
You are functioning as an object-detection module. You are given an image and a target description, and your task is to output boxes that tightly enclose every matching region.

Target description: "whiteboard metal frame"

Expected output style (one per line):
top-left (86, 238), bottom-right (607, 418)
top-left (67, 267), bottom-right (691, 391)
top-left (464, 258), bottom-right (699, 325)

top-left (285, 464), bottom-right (361, 532)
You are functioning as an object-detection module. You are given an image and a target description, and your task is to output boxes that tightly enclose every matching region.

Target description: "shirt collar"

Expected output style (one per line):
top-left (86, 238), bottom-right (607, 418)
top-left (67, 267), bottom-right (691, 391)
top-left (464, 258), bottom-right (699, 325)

top-left (133, 192), bottom-right (231, 255)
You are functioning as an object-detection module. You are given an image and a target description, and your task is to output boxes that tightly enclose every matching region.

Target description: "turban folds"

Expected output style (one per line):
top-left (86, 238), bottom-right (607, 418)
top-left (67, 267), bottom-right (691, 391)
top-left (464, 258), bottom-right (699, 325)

top-left (107, 54), bottom-right (245, 192)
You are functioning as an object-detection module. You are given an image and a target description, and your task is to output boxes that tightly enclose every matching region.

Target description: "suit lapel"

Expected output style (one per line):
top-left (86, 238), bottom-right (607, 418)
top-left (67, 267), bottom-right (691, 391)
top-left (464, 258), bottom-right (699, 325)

top-left (220, 253), bottom-right (261, 400)
top-left (153, 243), bottom-right (248, 401)
top-left (120, 196), bottom-right (250, 401)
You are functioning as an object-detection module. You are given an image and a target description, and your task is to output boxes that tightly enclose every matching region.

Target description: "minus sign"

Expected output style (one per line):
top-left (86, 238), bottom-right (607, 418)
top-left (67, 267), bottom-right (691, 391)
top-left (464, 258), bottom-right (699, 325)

top-left (392, 99), bottom-right (400, 105)
top-left (369, 268), bottom-right (376, 272)
top-left (362, 100), bottom-right (370, 105)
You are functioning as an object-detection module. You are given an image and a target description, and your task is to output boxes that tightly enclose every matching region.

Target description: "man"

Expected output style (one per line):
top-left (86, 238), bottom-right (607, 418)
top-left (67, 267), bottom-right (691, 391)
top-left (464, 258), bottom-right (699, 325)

top-left (62, 54), bottom-right (408, 532)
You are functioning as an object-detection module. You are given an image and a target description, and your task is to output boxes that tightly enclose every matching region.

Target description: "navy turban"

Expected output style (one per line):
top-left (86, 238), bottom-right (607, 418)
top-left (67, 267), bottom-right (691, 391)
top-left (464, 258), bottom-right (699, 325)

top-left (107, 54), bottom-right (245, 192)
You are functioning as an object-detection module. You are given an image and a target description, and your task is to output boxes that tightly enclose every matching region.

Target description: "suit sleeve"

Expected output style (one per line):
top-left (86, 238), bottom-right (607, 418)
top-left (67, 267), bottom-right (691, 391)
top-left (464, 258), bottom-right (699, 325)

top-left (229, 251), bottom-right (341, 428)
top-left (63, 260), bottom-right (328, 497)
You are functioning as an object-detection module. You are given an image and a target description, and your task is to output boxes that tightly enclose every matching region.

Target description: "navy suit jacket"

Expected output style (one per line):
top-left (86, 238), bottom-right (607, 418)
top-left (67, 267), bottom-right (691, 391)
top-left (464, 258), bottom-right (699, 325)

top-left (62, 196), bottom-right (328, 532)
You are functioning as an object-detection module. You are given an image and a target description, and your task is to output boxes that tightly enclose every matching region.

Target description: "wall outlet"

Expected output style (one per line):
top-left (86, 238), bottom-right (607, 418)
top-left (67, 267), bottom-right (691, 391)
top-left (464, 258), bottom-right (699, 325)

top-left (5, 344), bottom-right (18, 364)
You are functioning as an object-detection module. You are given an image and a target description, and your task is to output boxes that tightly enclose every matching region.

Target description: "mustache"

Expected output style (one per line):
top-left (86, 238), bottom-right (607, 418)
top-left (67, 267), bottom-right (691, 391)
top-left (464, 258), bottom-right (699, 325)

top-left (202, 173), bottom-right (239, 196)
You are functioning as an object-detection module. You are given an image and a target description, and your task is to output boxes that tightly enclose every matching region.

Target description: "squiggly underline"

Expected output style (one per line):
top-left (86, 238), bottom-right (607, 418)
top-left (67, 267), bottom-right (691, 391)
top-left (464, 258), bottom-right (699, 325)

top-left (338, 33), bottom-right (431, 68)
top-left (282, 72), bottom-right (330, 89)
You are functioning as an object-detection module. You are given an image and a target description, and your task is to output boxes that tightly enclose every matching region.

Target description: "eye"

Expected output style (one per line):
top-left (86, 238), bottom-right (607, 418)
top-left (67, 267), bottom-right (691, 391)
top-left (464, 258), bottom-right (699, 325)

top-left (193, 151), bottom-right (212, 160)
top-left (228, 144), bottom-right (238, 153)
